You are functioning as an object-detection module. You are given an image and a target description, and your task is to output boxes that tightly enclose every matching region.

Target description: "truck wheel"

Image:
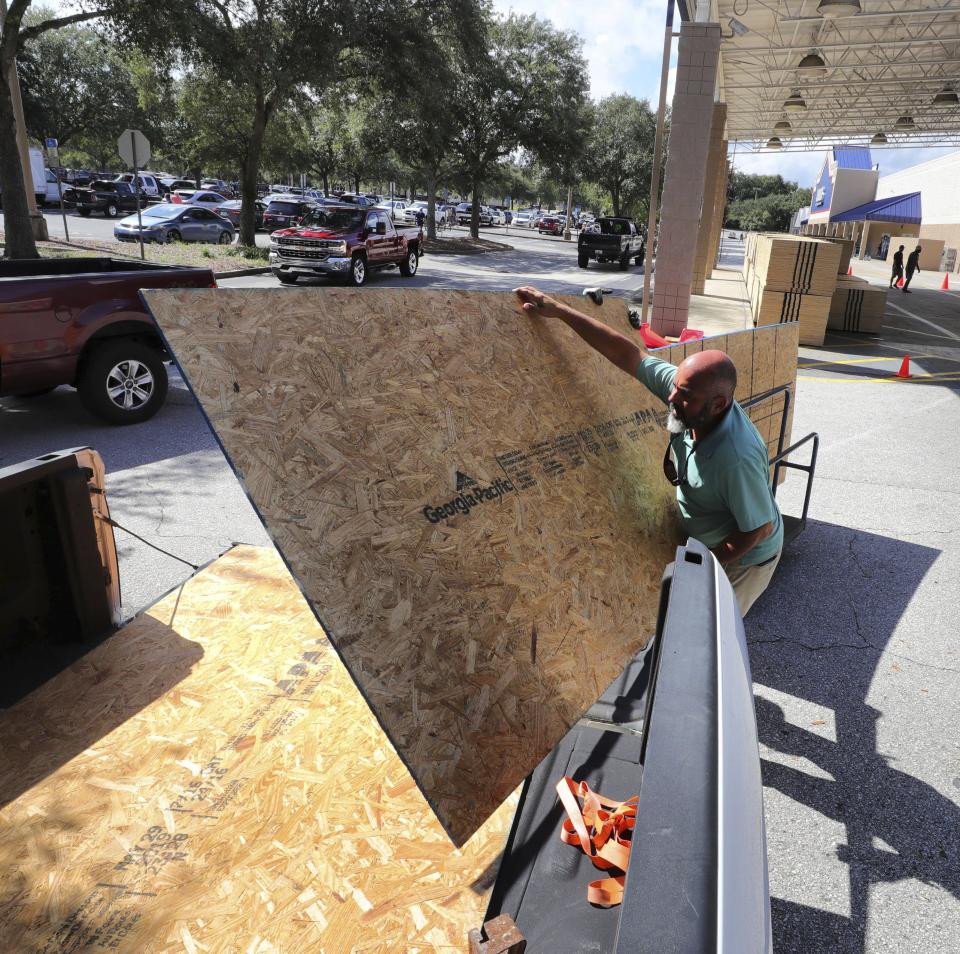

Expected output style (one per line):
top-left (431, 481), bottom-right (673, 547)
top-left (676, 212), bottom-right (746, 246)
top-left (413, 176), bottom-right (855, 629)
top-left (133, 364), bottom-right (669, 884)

top-left (578, 253), bottom-right (589, 269)
top-left (276, 272), bottom-right (298, 284)
top-left (348, 253), bottom-right (367, 286)
top-left (399, 248), bottom-right (419, 277)
top-left (105, 203), bottom-right (119, 218)
top-left (619, 250), bottom-right (630, 270)
top-left (77, 340), bottom-right (168, 425)
top-left (78, 208), bottom-right (91, 217)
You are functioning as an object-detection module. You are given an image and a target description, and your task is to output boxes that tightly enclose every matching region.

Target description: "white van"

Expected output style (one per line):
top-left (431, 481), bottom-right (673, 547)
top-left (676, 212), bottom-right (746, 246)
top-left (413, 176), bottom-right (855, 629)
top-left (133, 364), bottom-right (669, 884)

top-left (29, 147), bottom-right (46, 204)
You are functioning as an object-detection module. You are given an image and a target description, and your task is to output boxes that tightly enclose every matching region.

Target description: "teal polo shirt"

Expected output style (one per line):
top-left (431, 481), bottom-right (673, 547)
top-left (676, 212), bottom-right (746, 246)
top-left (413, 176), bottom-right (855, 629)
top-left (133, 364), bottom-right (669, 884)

top-left (636, 356), bottom-right (783, 567)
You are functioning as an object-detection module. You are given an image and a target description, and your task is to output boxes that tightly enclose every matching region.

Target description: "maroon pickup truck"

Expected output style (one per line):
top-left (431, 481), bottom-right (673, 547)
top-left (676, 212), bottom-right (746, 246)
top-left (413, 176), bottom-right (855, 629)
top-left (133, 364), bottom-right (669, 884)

top-left (269, 204), bottom-right (423, 286)
top-left (0, 258), bottom-right (215, 424)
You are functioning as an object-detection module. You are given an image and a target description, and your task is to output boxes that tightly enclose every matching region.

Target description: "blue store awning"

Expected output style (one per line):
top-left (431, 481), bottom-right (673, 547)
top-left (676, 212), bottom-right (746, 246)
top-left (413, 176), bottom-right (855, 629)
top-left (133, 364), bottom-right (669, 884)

top-left (831, 192), bottom-right (922, 225)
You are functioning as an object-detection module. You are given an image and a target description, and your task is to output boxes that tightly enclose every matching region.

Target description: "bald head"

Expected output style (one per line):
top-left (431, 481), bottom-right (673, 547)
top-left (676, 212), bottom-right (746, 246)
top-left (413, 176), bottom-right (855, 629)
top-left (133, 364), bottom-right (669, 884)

top-left (680, 350), bottom-right (737, 404)
top-left (667, 349), bottom-right (738, 437)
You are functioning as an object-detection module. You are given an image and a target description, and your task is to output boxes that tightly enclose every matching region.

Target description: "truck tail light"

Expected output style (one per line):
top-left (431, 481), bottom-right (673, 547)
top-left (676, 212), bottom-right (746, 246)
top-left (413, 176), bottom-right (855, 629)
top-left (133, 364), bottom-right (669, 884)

top-left (210, 280), bottom-right (218, 288)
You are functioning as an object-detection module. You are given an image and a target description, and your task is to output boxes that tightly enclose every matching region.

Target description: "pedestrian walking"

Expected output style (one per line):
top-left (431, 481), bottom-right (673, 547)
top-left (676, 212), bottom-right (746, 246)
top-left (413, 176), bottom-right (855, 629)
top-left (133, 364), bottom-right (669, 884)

top-left (890, 245), bottom-right (905, 288)
top-left (902, 246), bottom-right (922, 293)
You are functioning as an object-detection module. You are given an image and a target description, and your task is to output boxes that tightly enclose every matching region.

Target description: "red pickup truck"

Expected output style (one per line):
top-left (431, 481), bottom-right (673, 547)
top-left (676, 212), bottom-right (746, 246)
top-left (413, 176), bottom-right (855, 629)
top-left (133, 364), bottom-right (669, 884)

top-left (0, 258), bottom-right (215, 424)
top-left (269, 204), bottom-right (423, 286)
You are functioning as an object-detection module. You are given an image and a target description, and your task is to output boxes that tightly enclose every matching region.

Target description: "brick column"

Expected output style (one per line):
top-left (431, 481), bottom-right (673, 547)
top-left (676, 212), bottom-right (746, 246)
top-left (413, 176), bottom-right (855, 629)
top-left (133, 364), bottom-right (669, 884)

top-left (652, 22), bottom-right (721, 336)
top-left (691, 103), bottom-right (727, 295)
top-left (707, 155), bottom-right (730, 271)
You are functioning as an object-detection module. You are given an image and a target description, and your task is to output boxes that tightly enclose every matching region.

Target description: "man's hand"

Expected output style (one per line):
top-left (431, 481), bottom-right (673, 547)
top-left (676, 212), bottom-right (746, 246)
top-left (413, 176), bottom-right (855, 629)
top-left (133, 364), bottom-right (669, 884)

top-left (514, 285), bottom-right (564, 318)
top-left (513, 284), bottom-right (645, 378)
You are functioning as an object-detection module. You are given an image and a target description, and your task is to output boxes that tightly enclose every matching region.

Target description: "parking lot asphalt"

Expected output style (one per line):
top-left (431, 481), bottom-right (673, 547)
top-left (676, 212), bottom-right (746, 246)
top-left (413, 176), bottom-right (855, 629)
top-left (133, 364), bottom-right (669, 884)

top-left (2, 236), bottom-right (958, 952)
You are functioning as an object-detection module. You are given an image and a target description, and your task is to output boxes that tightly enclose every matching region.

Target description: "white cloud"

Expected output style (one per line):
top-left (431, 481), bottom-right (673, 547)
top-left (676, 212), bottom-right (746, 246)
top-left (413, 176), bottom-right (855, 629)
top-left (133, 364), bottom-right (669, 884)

top-left (492, 0), bottom-right (670, 100)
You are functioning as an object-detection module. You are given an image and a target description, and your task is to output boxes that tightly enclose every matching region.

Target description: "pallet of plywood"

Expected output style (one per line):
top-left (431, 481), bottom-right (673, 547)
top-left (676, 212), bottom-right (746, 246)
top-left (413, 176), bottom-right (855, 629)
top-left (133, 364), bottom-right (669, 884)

top-left (141, 288), bottom-right (799, 846)
top-left (751, 287), bottom-right (831, 346)
top-left (821, 236), bottom-right (855, 276)
top-left (750, 234), bottom-right (843, 297)
top-left (0, 544), bottom-right (519, 953)
top-left (828, 277), bottom-right (887, 333)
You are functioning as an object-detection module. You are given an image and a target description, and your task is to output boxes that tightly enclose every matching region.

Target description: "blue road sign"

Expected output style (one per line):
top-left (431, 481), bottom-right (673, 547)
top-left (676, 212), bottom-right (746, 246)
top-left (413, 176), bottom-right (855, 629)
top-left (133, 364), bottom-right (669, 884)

top-left (45, 138), bottom-right (58, 149)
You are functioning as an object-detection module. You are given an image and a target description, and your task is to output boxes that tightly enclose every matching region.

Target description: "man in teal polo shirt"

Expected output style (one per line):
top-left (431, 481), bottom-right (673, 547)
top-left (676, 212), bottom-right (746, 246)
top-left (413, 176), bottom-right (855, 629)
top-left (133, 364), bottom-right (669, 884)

top-left (515, 285), bottom-right (783, 616)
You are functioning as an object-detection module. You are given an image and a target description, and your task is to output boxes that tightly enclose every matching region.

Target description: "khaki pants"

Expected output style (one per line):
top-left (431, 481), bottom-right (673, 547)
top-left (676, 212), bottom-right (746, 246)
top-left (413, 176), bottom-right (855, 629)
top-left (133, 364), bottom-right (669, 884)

top-left (724, 550), bottom-right (782, 618)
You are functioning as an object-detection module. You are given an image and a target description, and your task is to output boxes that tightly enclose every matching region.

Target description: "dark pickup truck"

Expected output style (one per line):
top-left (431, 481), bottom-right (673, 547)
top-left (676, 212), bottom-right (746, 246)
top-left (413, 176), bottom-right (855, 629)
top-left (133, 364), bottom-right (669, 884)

top-left (578, 217), bottom-right (645, 270)
top-left (269, 205), bottom-right (423, 286)
top-left (74, 180), bottom-right (142, 218)
top-left (0, 258), bottom-right (215, 424)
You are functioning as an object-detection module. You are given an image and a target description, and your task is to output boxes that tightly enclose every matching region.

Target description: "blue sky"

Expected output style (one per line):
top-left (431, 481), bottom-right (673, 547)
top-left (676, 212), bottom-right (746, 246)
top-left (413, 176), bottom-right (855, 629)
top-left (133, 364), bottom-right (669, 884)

top-left (493, 0), bottom-right (956, 192)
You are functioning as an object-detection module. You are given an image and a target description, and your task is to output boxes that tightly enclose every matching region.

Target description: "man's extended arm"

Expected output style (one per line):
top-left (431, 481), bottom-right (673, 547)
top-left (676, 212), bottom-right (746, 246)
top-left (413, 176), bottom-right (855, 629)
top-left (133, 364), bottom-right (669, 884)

top-left (514, 286), bottom-right (647, 377)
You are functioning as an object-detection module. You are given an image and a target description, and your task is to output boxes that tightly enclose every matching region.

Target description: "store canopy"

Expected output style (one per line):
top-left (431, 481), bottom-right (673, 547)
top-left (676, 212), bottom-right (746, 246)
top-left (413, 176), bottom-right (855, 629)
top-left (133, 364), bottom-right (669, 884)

top-left (711, 0), bottom-right (960, 151)
top-left (829, 191), bottom-right (922, 224)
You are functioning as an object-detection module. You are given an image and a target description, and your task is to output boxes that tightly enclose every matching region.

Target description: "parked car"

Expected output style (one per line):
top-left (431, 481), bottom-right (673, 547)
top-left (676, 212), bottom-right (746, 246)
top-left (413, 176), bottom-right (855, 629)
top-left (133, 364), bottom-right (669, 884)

top-left (179, 189), bottom-right (230, 211)
top-left (578, 216), bottom-right (645, 269)
top-left (74, 180), bottom-right (142, 218)
top-left (336, 193), bottom-right (373, 208)
top-left (201, 178), bottom-right (234, 197)
top-left (512, 210), bottom-right (533, 228)
top-left (270, 184), bottom-right (303, 195)
top-left (486, 207), bottom-right (507, 226)
top-left (377, 199), bottom-right (409, 220)
top-left (162, 179), bottom-right (198, 198)
top-left (538, 215), bottom-right (564, 235)
top-left (262, 196), bottom-right (317, 231)
top-left (0, 257), bottom-right (215, 423)
top-left (455, 203), bottom-right (493, 226)
top-left (114, 204), bottom-right (234, 245)
top-left (113, 173), bottom-right (162, 200)
top-left (269, 205), bottom-right (424, 287)
top-left (218, 199), bottom-right (267, 231)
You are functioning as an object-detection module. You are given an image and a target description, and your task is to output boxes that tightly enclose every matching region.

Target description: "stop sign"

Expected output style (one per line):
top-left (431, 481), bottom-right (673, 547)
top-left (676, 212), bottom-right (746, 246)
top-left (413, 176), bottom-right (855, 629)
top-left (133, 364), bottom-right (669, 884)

top-left (118, 129), bottom-right (151, 169)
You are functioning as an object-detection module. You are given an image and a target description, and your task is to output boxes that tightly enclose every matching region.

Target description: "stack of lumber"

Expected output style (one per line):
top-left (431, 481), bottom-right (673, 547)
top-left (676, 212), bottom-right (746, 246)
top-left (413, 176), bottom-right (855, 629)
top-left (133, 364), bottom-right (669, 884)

top-left (821, 237), bottom-right (855, 276)
top-left (742, 234), bottom-right (842, 346)
top-left (828, 276), bottom-right (887, 333)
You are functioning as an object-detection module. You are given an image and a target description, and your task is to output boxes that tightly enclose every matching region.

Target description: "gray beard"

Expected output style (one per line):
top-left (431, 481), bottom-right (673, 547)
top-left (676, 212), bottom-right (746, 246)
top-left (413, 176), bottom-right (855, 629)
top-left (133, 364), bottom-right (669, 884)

top-left (666, 405), bottom-right (686, 435)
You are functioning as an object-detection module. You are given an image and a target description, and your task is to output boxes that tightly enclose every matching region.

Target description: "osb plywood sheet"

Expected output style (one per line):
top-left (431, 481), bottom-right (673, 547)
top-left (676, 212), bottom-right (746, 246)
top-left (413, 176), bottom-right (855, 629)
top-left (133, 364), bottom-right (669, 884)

top-left (143, 288), bottom-right (793, 844)
top-left (0, 546), bottom-right (517, 953)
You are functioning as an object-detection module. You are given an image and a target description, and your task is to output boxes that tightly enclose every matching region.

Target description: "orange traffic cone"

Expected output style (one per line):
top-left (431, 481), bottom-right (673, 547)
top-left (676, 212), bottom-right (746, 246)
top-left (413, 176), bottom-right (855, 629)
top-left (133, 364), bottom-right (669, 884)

top-left (896, 355), bottom-right (912, 379)
top-left (896, 275), bottom-right (905, 288)
top-left (942, 273), bottom-right (950, 290)
top-left (847, 265), bottom-right (853, 276)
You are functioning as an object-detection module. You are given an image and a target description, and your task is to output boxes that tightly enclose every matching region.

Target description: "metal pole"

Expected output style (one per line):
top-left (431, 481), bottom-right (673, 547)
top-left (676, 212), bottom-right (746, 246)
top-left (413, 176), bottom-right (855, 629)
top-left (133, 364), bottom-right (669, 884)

top-left (131, 132), bottom-right (145, 261)
top-left (641, 0), bottom-right (675, 326)
top-left (563, 184), bottom-right (574, 241)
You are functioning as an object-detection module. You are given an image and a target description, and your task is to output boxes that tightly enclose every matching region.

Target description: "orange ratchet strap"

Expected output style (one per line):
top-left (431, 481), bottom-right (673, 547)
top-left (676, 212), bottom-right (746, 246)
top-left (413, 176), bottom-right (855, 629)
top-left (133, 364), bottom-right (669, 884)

top-left (556, 776), bottom-right (638, 907)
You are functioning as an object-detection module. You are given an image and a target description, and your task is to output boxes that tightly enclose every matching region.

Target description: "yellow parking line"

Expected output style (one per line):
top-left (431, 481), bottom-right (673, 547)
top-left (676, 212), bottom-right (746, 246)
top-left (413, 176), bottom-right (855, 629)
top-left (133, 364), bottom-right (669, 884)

top-left (797, 355), bottom-right (929, 370)
top-left (798, 372), bottom-right (960, 384)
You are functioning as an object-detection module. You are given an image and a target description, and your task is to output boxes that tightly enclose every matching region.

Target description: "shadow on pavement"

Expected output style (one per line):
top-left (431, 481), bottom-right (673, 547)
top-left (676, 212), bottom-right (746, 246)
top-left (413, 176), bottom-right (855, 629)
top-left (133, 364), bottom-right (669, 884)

top-left (746, 518), bottom-right (952, 954)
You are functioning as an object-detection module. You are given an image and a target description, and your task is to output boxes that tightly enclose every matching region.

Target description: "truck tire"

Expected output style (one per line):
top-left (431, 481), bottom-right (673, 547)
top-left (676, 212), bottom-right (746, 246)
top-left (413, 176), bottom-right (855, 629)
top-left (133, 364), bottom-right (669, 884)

top-left (578, 253), bottom-right (589, 269)
top-left (105, 203), bottom-right (119, 218)
top-left (399, 248), bottom-right (419, 277)
top-left (276, 272), bottom-right (298, 284)
top-left (619, 250), bottom-right (630, 270)
top-left (77, 339), bottom-right (168, 425)
top-left (348, 253), bottom-right (367, 287)
top-left (78, 208), bottom-right (91, 217)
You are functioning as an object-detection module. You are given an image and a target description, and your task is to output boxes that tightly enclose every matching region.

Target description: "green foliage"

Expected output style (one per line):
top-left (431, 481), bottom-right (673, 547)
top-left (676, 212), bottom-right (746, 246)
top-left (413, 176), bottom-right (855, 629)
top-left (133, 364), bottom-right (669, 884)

top-left (727, 170), bottom-right (801, 203)
top-left (725, 187), bottom-right (811, 232)
top-left (584, 94), bottom-right (657, 218)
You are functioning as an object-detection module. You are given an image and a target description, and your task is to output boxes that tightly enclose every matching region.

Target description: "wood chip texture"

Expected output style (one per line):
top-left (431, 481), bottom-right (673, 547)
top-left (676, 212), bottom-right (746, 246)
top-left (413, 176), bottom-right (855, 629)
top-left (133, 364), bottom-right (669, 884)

top-left (142, 288), bottom-right (795, 844)
top-left (0, 546), bottom-right (519, 953)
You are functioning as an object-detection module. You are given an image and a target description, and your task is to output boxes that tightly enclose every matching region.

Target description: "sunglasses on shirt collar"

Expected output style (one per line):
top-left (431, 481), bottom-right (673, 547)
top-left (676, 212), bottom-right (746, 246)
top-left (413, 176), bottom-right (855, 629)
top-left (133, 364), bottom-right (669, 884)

top-left (663, 436), bottom-right (693, 487)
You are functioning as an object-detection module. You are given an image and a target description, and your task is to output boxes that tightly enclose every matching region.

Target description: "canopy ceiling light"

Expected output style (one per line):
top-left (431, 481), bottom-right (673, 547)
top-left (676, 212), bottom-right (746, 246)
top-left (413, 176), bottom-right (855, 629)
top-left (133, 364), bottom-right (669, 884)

top-left (783, 89), bottom-right (807, 112)
top-left (816, 0), bottom-right (862, 17)
top-left (933, 85), bottom-right (960, 106)
top-left (797, 52), bottom-right (828, 76)
top-left (871, 132), bottom-right (888, 144)
top-left (774, 120), bottom-right (792, 132)
top-left (894, 115), bottom-right (917, 130)
top-left (765, 137), bottom-right (783, 149)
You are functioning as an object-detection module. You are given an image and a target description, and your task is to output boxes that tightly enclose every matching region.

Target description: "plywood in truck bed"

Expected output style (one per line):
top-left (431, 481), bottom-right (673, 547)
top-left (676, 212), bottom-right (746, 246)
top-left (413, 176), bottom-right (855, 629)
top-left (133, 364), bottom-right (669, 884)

top-left (143, 288), bottom-right (797, 844)
top-left (0, 545), bottom-right (517, 953)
